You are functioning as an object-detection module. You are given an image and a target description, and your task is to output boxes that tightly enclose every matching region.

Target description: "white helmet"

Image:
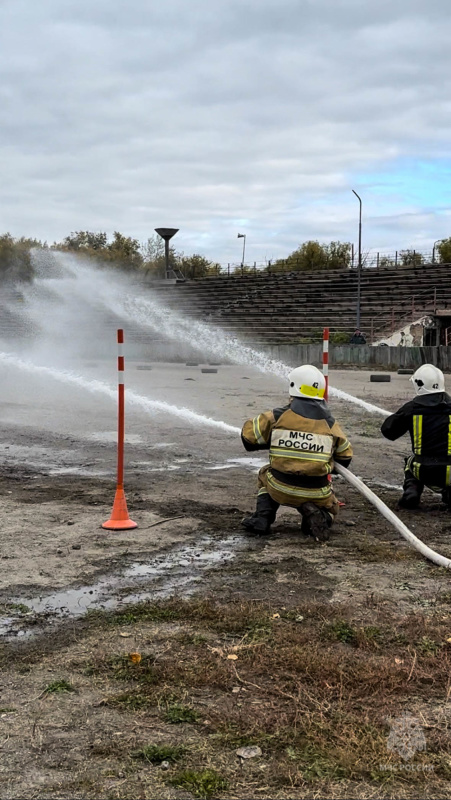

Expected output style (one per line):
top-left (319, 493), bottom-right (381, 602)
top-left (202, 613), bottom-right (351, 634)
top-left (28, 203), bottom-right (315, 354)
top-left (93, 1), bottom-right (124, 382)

top-left (410, 364), bottom-right (445, 395)
top-left (288, 365), bottom-right (326, 400)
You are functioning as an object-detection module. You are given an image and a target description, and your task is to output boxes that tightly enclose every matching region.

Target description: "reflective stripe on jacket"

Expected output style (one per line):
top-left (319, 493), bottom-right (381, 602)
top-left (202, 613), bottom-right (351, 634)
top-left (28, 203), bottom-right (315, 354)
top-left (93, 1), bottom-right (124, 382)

top-left (381, 392), bottom-right (451, 467)
top-left (241, 397), bottom-right (352, 487)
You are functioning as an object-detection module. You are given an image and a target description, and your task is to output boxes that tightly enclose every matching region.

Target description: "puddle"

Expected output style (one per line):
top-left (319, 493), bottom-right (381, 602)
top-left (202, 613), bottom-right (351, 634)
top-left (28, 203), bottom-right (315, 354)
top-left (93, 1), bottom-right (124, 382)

top-left (0, 535), bottom-right (247, 640)
top-left (205, 456), bottom-right (266, 472)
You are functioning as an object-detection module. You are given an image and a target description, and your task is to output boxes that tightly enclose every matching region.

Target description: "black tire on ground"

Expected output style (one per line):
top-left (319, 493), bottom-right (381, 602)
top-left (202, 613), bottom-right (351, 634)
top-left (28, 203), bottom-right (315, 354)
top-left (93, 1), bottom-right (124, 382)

top-left (186, 362), bottom-right (199, 366)
top-left (370, 374), bottom-right (391, 382)
top-left (397, 368), bottom-right (414, 375)
top-left (201, 368), bottom-right (218, 374)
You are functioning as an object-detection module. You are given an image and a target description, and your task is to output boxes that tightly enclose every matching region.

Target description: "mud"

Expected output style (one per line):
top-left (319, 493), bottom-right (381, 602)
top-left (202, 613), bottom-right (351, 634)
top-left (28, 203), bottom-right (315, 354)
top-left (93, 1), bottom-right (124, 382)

top-left (1, 364), bottom-right (450, 637)
top-left (1, 364), bottom-right (451, 798)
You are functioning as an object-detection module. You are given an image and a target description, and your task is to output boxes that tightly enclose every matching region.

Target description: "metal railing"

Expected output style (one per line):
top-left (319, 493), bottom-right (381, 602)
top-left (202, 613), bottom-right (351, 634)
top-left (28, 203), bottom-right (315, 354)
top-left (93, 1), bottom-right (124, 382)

top-left (186, 249), bottom-right (450, 279)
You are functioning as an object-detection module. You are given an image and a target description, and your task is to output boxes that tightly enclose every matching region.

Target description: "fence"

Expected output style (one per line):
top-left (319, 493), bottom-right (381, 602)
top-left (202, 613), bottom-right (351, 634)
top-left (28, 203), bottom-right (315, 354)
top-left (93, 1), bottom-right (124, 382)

top-left (186, 249), bottom-right (448, 279)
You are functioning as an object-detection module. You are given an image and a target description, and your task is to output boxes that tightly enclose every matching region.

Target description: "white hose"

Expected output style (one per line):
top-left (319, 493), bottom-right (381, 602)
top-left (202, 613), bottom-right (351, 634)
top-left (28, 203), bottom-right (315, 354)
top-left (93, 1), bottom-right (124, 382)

top-left (334, 463), bottom-right (451, 569)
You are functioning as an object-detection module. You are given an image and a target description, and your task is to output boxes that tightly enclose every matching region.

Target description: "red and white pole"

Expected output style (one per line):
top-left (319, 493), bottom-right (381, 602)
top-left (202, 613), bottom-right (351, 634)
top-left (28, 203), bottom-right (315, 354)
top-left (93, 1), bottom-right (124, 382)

top-left (322, 327), bottom-right (329, 401)
top-left (102, 329), bottom-right (137, 530)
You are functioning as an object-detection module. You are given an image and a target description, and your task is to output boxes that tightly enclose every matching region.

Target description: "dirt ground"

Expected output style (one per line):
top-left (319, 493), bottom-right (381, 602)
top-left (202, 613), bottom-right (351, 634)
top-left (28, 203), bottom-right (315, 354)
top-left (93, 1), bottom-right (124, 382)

top-left (1, 364), bottom-right (451, 799)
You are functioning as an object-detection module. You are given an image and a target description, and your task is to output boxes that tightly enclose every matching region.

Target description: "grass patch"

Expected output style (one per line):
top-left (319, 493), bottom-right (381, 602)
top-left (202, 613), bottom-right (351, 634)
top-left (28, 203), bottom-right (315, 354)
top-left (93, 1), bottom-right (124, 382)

top-left (163, 703), bottom-right (199, 724)
top-left (323, 619), bottom-right (358, 645)
top-left (102, 692), bottom-right (153, 710)
top-left (85, 654), bottom-right (156, 683)
top-left (417, 636), bottom-right (441, 655)
top-left (90, 597), bottom-right (273, 637)
top-left (169, 769), bottom-right (228, 799)
top-left (0, 602), bottom-right (31, 615)
top-left (44, 679), bottom-right (75, 694)
top-left (131, 743), bottom-right (186, 764)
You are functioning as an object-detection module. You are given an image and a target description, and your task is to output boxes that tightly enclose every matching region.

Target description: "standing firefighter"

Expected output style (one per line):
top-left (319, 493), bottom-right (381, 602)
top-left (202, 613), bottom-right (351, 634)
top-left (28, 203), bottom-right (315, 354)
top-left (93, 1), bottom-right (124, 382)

top-left (241, 365), bottom-right (353, 541)
top-left (381, 364), bottom-right (451, 509)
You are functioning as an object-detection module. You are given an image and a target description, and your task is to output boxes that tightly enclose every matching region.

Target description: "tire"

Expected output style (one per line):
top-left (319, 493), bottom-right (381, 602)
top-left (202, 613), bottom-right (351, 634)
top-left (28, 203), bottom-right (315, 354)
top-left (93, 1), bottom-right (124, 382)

top-left (397, 368), bottom-right (414, 375)
top-left (186, 362), bottom-right (199, 366)
top-left (201, 368), bottom-right (218, 374)
top-left (370, 374), bottom-right (391, 382)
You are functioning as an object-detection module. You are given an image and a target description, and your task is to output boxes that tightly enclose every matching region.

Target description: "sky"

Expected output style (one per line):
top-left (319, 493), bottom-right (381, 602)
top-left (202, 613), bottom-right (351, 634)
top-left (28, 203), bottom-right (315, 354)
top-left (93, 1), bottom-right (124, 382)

top-left (1, 0), bottom-right (451, 266)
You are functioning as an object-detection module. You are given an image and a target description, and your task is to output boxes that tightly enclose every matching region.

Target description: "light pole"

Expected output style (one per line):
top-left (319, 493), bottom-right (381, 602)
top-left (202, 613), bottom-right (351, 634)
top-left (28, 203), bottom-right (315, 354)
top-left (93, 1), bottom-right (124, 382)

top-left (155, 227), bottom-right (179, 280)
top-left (237, 232), bottom-right (246, 265)
top-left (352, 190), bottom-right (362, 330)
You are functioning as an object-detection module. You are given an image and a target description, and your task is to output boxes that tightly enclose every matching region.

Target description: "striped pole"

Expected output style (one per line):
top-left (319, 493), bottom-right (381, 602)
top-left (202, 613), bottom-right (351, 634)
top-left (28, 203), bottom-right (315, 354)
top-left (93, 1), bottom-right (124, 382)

top-left (102, 329), bottom-right (137, 530)
top-left (117, 328), bottom-right (125, 489)
top-left (322, 327), bottom-right (329, 401)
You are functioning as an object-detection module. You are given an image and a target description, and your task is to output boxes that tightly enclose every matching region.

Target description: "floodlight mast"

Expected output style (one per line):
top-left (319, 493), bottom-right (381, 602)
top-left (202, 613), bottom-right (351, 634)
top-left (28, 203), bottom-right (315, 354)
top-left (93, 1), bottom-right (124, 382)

top-left (155, 228), bottom-right (179, 280)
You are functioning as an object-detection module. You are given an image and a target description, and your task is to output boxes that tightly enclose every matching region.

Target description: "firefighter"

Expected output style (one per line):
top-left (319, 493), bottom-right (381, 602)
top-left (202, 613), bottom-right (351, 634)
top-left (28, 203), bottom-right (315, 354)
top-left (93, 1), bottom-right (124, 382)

top-left (381, 364), bottom-right (451, 509)
top-left (240, 364), bottom-right (353, 541)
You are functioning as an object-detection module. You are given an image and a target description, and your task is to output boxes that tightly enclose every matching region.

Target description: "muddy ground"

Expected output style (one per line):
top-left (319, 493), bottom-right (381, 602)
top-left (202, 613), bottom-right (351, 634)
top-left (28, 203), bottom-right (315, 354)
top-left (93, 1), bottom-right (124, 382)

top-left (1, 364), bottom-right (451, 799)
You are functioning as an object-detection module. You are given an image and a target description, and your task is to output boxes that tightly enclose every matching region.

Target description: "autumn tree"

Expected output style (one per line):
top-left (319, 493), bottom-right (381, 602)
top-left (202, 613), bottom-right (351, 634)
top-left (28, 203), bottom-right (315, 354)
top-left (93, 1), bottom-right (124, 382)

top-left (0, 234), bottom-right (45, 283)
top-left (270, 240), bottom-right (352, 273)
top-left (399, 249), bottom-right (424, 268)
top-left (436, 238), bottom-right (451, 264)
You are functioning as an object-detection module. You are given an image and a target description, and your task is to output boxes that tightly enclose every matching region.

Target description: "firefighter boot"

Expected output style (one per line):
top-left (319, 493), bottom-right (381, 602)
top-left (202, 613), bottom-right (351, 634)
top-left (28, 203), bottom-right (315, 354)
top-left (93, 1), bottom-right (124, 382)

top-left (300, 502), bottom-right (332, 542)
top-left (242, 493), bottom-right (279, 536)
top-left (398, 470), bottom-right (423, 510)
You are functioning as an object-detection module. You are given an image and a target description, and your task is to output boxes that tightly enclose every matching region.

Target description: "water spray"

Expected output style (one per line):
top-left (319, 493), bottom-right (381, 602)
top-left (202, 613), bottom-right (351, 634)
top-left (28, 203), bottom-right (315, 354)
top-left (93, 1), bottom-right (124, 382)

top-left (0, 352), bottom-right (240, 436)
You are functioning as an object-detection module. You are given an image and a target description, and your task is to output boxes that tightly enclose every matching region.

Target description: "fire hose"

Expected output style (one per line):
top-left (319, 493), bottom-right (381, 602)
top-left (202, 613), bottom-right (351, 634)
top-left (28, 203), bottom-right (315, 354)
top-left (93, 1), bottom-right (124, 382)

top-left (334, 463), bottom-right (451, 569)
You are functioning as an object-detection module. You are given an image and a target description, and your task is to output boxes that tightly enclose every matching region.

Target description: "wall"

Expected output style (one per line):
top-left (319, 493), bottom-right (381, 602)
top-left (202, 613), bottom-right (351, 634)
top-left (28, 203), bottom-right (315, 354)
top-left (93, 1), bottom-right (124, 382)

top-left (261, 344), bottom-right (451, 371)
top-left (124, 338), bottom-right (451, 372)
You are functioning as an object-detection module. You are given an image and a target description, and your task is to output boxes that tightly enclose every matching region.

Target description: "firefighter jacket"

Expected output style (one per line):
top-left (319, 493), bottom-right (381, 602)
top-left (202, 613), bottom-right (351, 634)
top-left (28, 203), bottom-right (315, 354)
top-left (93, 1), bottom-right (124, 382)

top-left (241, 396), bottom-right (353, 498)
top-left (381, 392), bottom-right (451, 481)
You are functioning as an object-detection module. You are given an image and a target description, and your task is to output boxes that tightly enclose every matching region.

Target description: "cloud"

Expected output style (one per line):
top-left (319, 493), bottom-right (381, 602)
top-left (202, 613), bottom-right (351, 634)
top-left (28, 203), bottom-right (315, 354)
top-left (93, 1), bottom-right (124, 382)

top-left (0, 0), bottom-right (450, 263)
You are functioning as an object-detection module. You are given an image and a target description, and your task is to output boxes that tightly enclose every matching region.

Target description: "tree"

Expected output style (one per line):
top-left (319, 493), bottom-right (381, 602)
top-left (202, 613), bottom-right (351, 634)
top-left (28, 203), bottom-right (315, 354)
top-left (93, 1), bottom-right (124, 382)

top-left (325, 241), bottom-right (352, 270)
top-left (179, 253), bottom-right (219, 279)
top-left (437, 238), bottom-right (451, 264)
top-left (61, 231), bottom-right (108, 251)
top-left (141, 234), bottom-right (175, 278)
top-left (270, 240), bottom-right (351, 273)
top-left (377, 255), bottom-right (396, 269)
top-left (56, 230), bottom-right (143, 270)
top-left (399, 249), bottom-right (424, 268)
top-left (106, 232), bottom-right (143, 269)
top-left (0, 233), bottom-right (45, 283)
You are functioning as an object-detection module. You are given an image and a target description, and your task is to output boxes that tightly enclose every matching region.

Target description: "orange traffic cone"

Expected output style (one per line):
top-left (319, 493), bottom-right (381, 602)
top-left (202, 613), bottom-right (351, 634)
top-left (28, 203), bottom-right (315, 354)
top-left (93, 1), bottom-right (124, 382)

top-left (102, 487), bottom-right (137, 530)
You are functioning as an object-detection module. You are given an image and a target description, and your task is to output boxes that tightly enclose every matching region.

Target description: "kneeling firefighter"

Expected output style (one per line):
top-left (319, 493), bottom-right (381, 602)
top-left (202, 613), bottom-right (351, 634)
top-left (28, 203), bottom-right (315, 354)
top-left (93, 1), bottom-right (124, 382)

top-left (381, 364), bottom-right (451, 509)
top-left (240, 365), bottom-right (353, 541)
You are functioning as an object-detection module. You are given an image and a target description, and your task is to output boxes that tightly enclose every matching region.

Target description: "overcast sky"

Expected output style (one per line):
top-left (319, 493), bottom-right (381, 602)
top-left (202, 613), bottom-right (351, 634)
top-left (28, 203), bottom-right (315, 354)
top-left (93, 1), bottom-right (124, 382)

top-left (1, 0), bottom-right (450, 265)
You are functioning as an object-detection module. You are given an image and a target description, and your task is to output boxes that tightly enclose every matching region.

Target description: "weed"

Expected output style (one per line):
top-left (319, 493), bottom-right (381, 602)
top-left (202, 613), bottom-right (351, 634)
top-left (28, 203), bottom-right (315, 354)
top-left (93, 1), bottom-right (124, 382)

top-left (102, 692), bottom-right (153, 710)
top-left (324, 620), bottom-right (358, 645)
top-left (44, 679), bottom-right (75, 694)
top-left (163, 703), bottom-right (199, 724)
top-left (417, 636), bottom-right (440, 655)
top-left (0, 602), bottom-right (31, 614)
top-left (0, 707), bottom-right (16, 713)
top-left (131, 743), bottom-right (186, 764)
top-left (169, 769), bottom-right (228, 799)
top-left (86, 654), bottom-right (156, 684)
